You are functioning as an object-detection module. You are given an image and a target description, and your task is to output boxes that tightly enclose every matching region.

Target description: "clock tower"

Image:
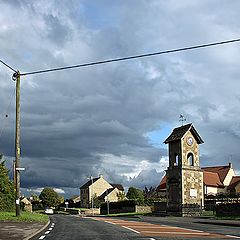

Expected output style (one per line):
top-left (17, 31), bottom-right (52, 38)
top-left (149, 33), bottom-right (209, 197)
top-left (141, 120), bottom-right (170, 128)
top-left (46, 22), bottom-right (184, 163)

top-left (164, 123), bottom-right (204, 216)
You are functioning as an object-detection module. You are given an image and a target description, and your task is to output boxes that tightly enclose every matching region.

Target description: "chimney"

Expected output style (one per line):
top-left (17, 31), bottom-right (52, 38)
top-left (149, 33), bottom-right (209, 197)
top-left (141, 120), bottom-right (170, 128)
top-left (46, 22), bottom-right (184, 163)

top-left (99, 174), bottom-right (103, 178)
top-left (229, 162), bottom-right (232, 168)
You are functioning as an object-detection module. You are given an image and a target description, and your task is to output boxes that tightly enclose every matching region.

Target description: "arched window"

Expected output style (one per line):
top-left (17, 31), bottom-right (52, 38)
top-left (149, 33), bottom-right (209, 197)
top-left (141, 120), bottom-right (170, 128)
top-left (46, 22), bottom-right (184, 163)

top-left (174, 153), bottom-right (180, 166)
top-left (187, 152), bottom-right (194, 166)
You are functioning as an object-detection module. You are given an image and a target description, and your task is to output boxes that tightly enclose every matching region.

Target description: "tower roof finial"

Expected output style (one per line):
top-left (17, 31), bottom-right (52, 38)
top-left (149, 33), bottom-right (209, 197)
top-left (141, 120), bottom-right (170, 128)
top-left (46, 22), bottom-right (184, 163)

top-left (179, 114), bottom-right (186, 126)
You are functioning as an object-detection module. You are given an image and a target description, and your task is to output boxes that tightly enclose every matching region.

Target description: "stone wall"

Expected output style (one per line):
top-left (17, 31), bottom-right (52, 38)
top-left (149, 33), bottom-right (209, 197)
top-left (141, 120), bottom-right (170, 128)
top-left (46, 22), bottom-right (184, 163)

top-left (135, 205), bottom-right (152, 213)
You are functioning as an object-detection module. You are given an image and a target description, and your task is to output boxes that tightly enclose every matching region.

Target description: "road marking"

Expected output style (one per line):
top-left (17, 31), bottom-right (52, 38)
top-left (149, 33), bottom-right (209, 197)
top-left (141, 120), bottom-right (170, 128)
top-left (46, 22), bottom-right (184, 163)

top-left (166, 225), bottom-right (204, 232)
top-left (226, 235), bottom-right (240, 239)
top-left (45, 231), bottom-right (50, 234)
top-left (122, 226), bottom-right (140, 234)
top-left (104, 221), bottom-right (116, 225)
top-left (89, 217), bottom-right (233, 239)
top-left (39, 236), bottom-right (45, 239)
top-left (48, 227), bottom-right (53, 230)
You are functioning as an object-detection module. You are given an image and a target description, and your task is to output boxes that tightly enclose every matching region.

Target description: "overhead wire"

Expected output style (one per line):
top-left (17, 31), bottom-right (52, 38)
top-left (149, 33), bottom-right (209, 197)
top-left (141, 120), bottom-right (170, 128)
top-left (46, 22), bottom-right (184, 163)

top-left (0, 59), bottom-right (17, 73)
top-left (20, 38), bottom-right (240, 76)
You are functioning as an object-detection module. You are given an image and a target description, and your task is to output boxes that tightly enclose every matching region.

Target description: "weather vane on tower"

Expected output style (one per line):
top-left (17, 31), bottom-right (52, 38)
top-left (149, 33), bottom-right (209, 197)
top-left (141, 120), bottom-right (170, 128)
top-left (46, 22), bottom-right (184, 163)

top-left (179, 114), bottom-right (186, 126)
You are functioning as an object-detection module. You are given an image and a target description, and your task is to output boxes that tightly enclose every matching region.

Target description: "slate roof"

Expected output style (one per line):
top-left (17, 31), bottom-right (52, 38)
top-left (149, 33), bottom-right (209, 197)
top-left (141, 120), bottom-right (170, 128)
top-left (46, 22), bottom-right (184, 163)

top-left (98, 188), bottom-right (115, 200)
top-left (227, 176), bottom-right (240, 190)
top-left (201, 165), bottom-right (231, 183)
top-left (164, 123), bottom-right (204, 144)
top-left (80, 178), bottom-right (124, 191)
top-left (80, 177), bottom-right (100, 189)
top-left (111, 184), bottom-right (124, 191)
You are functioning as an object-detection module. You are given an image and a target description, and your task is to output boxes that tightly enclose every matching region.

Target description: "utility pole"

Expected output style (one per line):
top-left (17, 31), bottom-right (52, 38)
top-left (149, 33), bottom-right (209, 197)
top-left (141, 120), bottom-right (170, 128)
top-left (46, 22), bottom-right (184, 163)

top-left (13, 71), bottom-right (21, 217)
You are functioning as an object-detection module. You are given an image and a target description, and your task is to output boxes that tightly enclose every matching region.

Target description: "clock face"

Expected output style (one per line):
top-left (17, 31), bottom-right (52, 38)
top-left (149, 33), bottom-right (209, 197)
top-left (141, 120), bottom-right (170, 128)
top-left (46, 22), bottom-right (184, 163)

top-left (187, 137), bottom-right (193, 146)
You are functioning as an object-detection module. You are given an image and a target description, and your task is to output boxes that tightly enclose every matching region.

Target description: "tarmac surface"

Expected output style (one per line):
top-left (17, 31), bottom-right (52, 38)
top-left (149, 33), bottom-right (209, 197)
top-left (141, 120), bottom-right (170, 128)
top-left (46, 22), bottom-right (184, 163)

top-left (0, 216), bottom-right (239, 240)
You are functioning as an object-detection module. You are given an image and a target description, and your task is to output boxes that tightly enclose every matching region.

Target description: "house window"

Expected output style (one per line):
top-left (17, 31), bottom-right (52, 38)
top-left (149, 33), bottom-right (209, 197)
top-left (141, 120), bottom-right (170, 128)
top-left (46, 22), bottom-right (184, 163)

top-left (187, 153), bottom-right (194, 166)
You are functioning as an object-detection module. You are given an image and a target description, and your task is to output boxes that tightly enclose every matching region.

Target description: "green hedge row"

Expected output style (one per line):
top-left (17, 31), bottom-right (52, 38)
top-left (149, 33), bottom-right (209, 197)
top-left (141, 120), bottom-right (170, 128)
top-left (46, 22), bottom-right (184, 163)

top-left (215, 203), bottom-right (240, 217)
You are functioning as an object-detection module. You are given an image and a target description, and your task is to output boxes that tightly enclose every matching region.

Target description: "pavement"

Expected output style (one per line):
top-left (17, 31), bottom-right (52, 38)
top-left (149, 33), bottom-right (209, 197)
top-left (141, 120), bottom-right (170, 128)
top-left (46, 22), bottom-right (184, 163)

top-left (193, 217), bottom-right (240, 227)
top-left (0, 220), bottom-right (49, 240)
top-left (0, 216), bottom-right (239, 240)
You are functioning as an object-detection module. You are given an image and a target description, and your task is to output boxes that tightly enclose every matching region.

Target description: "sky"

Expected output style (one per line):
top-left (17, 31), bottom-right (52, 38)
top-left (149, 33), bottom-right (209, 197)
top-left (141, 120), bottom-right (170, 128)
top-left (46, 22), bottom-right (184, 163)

top-left (0, 0), bottom-right (240, 198)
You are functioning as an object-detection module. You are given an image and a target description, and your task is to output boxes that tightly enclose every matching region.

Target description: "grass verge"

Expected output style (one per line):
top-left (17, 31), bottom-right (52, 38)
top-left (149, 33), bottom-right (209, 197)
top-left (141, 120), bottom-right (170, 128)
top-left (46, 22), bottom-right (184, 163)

top-left (202, 210), bottom-right (215, 217)
top-left (0, 211), bottom-right (49, 223)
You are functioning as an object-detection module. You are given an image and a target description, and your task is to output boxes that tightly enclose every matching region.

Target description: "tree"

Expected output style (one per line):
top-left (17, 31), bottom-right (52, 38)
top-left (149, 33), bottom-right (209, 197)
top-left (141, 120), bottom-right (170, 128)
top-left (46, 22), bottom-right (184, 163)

top-left (90, 193), bottom-right (101, 208)
top-left (39, 187), bottom-right (60, 208)
top-left (126, 187), bottom-right (144, 205)
top-left (0, 157), bottom-right (15, 211)
top-left (117, 191), bottom-right (126, 201)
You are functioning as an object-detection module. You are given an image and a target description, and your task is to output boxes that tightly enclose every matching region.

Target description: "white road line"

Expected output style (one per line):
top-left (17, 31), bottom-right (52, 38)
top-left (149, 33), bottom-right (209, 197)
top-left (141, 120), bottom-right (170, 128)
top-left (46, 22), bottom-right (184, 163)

top-left (149, 238), bottom-right (156, 240)
top-left (48, 227), bottom-right (53, 230)
top-left (104, 221), bottom-right (116, 225)
top-left (226, 235), bottom-right (240, 239)
top-left (45, 231), bottom-right (50, 234)
top-left (39, 236), bottom-right (45, 239)
top-left (122, 226), bottom-right (140, 234)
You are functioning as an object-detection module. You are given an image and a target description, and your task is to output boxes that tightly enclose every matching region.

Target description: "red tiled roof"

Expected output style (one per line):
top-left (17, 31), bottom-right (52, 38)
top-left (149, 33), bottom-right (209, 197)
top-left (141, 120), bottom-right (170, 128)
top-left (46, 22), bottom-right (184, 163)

top-left (202, 165), bottom-right (230, 183)
top-left (156, 175), bottom-right (166, 191)
top-left (157, 170), bottom-right (225, 190)
top-left (227, 176), bottom-right (240, 190)
top-left (203, 170), bottom-right (224, 188)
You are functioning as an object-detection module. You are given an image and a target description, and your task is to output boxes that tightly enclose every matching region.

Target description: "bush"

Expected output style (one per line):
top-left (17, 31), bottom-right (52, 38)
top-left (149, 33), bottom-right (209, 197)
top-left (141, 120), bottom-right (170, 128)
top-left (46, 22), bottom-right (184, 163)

top-left (0, 160), bottom-right (15, 211)
top-left (216, 203), bottom-right (240, 217)
top-left (101, 200), bottom-right (136, 212)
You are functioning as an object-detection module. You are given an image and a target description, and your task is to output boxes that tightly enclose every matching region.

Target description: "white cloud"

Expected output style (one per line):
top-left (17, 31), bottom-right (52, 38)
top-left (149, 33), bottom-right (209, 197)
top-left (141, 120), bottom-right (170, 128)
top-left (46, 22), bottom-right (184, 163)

top-left (53, 188), bottom-right (65, 194)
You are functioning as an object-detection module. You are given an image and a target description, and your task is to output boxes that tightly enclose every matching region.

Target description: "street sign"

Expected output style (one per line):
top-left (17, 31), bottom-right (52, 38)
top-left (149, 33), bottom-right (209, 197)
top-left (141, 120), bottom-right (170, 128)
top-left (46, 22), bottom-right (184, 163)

top-left (16, 167), bottom-right (25, 171)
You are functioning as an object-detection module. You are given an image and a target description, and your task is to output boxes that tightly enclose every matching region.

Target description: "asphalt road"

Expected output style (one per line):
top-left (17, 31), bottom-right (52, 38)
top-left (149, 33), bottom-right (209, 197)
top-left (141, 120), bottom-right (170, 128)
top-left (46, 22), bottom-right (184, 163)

top-left (31, 214), bottom-right (146, 240)
top-left (31, 215), bottom-right (240, 240)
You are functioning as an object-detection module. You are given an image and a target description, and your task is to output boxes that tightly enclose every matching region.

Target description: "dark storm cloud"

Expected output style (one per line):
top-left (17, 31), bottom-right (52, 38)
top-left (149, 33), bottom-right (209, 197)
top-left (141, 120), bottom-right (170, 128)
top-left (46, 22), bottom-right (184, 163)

top-left (1, 0), bottom-right (240, 197)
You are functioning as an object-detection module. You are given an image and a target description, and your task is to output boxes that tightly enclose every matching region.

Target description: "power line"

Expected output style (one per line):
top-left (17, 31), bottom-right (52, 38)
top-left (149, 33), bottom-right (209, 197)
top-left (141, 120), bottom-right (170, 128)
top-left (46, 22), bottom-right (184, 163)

top-left (20, 38), bottom-right (240, 77)
top-left (0, 59), bottom-right (17, 73)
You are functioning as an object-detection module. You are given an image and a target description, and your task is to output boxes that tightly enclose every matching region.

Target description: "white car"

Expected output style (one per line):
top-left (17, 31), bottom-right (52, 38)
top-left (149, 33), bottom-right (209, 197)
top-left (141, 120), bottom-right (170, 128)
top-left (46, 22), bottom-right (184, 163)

top-left (44, 208), bottom-right (54, 215)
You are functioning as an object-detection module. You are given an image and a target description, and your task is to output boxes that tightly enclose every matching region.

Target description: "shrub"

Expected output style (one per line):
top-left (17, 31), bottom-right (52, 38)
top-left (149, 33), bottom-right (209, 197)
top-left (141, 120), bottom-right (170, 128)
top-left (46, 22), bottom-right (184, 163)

top-left (0, 160), bottom-right (15, 211)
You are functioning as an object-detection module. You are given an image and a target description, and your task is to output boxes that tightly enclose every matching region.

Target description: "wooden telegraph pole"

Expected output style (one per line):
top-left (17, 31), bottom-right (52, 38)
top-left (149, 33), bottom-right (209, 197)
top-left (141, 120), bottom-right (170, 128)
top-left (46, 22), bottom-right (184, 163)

top-left (13, 71), bottom-right (21, 217)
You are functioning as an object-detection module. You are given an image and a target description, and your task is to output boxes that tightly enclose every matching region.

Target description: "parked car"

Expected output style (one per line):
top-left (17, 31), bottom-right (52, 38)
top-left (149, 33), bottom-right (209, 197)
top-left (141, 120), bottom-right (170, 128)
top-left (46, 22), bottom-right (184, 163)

top-left (44, 208), bottom-right (54, 215)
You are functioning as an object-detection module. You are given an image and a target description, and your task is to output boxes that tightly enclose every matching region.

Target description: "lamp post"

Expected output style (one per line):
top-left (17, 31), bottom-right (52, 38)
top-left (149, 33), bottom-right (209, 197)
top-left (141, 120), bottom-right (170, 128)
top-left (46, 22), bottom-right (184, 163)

top-left (106, 189), bottom-right (109, 215)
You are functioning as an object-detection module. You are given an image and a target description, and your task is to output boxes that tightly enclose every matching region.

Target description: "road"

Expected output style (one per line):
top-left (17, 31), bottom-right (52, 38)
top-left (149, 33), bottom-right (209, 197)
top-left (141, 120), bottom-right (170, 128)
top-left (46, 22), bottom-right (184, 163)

top-left (31, 215), bottom-right (240, 240)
